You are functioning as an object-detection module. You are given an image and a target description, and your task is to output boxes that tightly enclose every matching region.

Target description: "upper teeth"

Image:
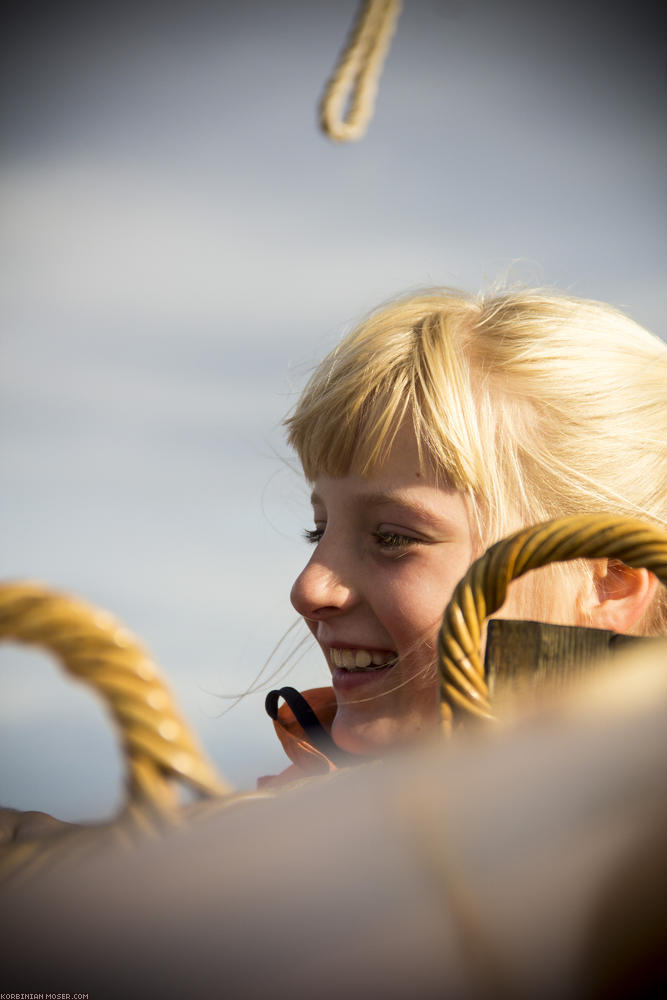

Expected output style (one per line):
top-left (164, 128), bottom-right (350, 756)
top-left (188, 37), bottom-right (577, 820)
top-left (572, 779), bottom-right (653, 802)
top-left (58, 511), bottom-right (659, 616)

top-left (330, 648), bottom-right (396, 670)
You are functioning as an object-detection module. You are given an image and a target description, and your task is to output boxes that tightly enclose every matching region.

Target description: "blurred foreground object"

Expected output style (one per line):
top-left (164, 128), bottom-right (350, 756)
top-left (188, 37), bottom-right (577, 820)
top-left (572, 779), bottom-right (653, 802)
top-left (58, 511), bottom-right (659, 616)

top-left (2, 638), bottom-right (666, 998)
top-left (319, 0), bottom-right (402, 142)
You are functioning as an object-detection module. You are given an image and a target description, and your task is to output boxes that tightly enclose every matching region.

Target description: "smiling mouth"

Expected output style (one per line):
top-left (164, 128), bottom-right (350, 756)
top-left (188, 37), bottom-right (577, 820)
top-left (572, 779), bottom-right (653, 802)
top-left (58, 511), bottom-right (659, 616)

top-left (329, 647), bottom-right (398, 671)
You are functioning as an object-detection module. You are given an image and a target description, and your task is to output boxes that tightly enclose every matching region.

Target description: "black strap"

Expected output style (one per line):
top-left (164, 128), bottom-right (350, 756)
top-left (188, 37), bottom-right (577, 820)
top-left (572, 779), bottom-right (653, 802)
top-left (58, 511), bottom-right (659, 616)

top-left (265, 686), bottom-right (351, 766)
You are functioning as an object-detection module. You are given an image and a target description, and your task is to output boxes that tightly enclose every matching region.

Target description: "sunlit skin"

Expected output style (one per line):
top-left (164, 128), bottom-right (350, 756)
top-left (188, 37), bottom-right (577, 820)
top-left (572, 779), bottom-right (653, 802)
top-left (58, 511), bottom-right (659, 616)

top-left (290, 421), bottom-right (474, 755)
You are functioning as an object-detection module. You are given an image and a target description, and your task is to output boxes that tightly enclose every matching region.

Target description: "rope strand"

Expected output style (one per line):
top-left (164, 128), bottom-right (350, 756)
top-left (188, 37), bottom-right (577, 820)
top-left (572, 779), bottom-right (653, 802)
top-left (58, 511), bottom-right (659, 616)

top-left (319, 0), bottom-right (402, 142)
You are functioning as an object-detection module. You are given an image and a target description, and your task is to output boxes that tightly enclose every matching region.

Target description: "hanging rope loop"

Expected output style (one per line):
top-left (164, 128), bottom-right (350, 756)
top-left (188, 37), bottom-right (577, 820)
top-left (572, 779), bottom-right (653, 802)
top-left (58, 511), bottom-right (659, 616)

top-left (319, 0), bottom-right (402, 142)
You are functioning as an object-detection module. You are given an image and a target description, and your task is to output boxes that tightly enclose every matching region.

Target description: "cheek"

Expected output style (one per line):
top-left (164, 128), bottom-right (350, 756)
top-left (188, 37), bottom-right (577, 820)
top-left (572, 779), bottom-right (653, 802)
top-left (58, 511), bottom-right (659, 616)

top-left (377, 547), bottom-right (472, 649)
top-left (388, 578), bottom-right (459, 651)
top-left (382, 587), bottom-right (444, 651)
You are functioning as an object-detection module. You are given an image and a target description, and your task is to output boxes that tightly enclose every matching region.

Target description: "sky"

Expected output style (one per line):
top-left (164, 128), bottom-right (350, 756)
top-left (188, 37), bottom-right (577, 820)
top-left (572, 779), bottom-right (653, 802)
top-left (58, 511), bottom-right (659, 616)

top-left (1, 0), bottom-right (666, 819)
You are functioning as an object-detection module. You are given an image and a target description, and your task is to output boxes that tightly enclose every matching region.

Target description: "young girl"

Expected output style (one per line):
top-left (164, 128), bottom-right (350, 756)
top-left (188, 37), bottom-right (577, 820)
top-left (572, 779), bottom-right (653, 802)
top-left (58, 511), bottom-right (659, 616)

top-left (261, 287), bottom-right (667, 785)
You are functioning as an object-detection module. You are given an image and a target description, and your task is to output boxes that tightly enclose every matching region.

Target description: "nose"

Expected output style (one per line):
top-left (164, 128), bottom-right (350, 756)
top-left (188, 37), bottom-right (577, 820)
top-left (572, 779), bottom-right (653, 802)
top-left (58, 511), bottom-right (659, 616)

top-left (290, 547), bottom-right (356, 622)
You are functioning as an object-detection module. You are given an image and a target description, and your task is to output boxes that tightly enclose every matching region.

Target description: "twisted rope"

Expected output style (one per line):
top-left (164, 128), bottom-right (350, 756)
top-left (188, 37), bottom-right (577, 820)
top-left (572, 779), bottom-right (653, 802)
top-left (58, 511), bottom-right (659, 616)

top-left (438, 514), bottom-right (667, 729)
top-left (0, 582), bottom-right (230, 819)
top-left (319, 0), bottom-right (402, 142)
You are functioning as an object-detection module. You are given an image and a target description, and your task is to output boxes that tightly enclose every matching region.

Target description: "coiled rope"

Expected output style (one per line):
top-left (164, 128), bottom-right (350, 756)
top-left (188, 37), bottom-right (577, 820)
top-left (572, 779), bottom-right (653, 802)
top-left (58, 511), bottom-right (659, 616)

top-left (0, 582), bottom-right (230, 819)
top-left (319, 0), bottom-right (402, 142)
top-left (438, 514), bottom-right (667, 730)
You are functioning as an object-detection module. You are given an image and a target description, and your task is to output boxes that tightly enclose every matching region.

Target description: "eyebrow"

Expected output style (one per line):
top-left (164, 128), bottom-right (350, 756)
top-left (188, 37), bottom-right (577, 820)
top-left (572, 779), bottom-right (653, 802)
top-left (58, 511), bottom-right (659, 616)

top-left (309, 488), bottom-right (458, 527)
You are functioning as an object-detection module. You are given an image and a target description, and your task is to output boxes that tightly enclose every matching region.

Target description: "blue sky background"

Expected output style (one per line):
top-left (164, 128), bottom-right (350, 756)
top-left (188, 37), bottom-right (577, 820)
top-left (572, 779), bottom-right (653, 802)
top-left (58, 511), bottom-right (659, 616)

top-left (1, 0), bottom-right (665, 819)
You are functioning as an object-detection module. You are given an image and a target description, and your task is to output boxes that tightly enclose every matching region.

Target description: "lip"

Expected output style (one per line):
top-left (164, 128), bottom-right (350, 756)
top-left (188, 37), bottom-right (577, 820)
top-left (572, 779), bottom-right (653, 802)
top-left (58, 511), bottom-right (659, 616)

top-left (325, 642), bottom-right (397, 667)
top-left (320, 640), bottom-right (398, 688)
top-left (331, 661), bottom-right (397, 693)
top-left (322, 639), bottom-right (397, 658)
top-left (322, 640), bottom-right (394, 651)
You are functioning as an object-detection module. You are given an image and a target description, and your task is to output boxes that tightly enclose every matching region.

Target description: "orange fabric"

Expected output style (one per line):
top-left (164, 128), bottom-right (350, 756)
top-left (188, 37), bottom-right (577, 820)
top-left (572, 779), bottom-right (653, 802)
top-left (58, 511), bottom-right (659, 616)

top-left (257, 687), bottom-right (340, 789)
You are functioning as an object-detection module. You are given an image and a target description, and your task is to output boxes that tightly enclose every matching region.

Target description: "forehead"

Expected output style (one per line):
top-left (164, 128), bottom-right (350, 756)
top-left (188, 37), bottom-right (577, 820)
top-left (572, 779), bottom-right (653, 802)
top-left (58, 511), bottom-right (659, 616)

top-left (311, 420), bottom-right (469, 529)
top-left (367, 416), bottom-right (424, 481)
top-left (312, 419), bottom-right (426, 495)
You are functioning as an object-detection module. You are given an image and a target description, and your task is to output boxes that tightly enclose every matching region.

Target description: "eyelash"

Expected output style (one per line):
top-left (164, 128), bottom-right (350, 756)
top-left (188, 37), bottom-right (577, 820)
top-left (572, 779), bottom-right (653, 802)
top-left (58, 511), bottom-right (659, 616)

top-left (302, 528), bottom-right (323, 544)
top-left (302, 528), bottom-right (419, 551)
top-left (373, 530), bottom-right (418, 550)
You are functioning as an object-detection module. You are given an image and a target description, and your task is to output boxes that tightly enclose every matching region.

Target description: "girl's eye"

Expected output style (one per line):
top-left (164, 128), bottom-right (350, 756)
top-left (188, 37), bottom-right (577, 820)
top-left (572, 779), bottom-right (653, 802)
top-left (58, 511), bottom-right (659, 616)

top-left (302, 527), bottom-right (422, 550)
top-left (372, 530), bottom-right (419, 551)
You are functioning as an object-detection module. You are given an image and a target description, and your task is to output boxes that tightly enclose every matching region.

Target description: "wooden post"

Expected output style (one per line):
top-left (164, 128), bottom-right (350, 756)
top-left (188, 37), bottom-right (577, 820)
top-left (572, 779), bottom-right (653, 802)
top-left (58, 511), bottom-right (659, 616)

top-left (484, 620), bottom-right (655, 702)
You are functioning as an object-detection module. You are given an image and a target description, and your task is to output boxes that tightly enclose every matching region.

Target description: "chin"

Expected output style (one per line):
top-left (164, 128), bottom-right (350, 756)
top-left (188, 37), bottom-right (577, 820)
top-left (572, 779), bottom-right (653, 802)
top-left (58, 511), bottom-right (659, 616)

top-left (331, 709), bottom-right (417, 757)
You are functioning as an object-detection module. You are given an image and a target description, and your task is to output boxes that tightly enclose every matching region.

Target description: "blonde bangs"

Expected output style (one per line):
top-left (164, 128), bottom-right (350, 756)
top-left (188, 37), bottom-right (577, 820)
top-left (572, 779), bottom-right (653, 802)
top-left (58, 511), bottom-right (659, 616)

top-left (284, 294), bottom-right (485, 489)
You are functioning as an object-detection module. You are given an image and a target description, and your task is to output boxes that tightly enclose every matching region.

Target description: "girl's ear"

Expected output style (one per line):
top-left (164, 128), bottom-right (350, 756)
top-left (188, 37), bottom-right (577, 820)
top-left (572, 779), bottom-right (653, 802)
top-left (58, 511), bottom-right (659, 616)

top-left (587, 560), bottom-right (658, 633)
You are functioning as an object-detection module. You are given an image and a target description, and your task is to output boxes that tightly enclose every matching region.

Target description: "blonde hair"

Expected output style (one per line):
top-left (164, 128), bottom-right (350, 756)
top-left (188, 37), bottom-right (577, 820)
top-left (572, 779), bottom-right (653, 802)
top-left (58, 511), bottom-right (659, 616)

top-left (286, 289), bottom-right (667, 635)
